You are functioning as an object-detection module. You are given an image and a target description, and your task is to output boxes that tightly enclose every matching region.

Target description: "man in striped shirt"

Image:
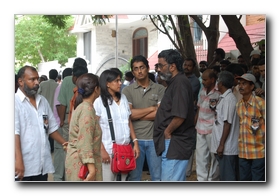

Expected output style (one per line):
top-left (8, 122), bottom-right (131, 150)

top-left (236, 73), bottom-right (265, 181)
top-left (195, 69), bottom-right (221, 181)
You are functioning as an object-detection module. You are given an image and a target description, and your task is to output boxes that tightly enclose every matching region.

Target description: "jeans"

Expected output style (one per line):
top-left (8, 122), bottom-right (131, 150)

top-left (161, 139), bottom-right (188, 181)
top-left (239, 157), bottom-right (265, 181)
top-left (128, 140), bottom-right (161, 181)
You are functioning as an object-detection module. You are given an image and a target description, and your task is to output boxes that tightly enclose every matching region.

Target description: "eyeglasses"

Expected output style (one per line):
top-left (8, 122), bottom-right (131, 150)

top-left (158, 63), bottom-right (168, 69)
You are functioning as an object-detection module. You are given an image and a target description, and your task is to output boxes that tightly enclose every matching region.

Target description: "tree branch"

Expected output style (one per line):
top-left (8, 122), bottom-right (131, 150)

top-left (168, 15), bottom-right (185, 52)
top-left (157, 15), bottom-right (180, 50)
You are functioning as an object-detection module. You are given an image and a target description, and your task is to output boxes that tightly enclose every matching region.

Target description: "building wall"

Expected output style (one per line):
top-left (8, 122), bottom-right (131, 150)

top-left (92, 22), bottom-right (160, 75)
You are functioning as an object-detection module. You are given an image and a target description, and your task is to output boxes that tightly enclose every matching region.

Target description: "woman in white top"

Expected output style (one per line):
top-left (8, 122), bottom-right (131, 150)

top-left (94, 69), bottom-right (140, 181)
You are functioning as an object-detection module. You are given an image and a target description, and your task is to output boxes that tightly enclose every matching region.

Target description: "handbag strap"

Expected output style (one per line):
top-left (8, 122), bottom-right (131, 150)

top-left (105, 104), bottom-right (116, 143)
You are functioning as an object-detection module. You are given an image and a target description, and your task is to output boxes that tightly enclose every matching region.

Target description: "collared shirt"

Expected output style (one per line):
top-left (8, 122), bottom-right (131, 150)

top-left (196, 85), bottom-right (221, 134)
top-left (93, 94), bottom-right (131, 155)
top-left (122, 79), bottom-right (165, 139)
top-left (154, 73), bottom-right (196, 160)
top-left (236, 94), bottom-right (265, 159)
top-left (210, 89), bottom-right (239, 155)
top-left (15, 89), bottom-right (59, 176)
top-left (68, 86), bottom-right (78, 124)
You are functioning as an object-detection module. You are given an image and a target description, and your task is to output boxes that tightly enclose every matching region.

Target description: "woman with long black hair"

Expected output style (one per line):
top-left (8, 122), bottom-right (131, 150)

top-left (94, 69), bottom-right (140, 181)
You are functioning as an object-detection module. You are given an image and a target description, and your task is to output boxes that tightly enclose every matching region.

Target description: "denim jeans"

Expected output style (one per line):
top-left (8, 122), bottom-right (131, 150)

top-left (161, 139), bottom-right (189, 181)
top-left (128, 140), bottom-right (161, 181)
top-left (239, 157), bottom-right (265, 181)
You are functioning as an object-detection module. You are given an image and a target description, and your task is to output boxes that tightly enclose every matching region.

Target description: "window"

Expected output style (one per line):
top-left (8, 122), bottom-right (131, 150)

top-left (84, 31), bottom-right (91, 64)
top-left (193, 15), bottom-right (202, 41)
top-left (133, 28), bottom-right (148, 57)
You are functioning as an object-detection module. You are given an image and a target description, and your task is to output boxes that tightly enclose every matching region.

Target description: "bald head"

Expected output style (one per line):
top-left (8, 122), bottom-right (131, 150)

top-left (201, 69), bottom-right (217, 91)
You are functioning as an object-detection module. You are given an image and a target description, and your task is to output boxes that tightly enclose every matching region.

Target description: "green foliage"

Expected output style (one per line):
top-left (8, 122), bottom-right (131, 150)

top-left (118, 58), bottom-right (132, 80)
top-left (42, 15), bottom-right (71, 29)
top-left (92, 15), bottom-right (113, 26)
top-left (15, 15), bottom-right (77, 69)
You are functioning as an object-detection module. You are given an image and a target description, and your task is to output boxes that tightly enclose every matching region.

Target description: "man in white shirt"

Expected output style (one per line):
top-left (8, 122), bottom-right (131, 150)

top-left (210, 71), bottom-right (239, 181)
top-left (15, 65), bottom-right (67, 181)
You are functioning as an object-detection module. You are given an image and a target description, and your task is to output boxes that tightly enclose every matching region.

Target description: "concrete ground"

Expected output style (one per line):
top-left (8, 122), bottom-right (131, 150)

top-left (48, 153), bottom-right (197, 181)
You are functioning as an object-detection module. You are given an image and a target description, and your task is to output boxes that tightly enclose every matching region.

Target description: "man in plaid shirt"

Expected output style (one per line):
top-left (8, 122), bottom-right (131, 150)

top-left (236, 73), bottom-right (265, 181)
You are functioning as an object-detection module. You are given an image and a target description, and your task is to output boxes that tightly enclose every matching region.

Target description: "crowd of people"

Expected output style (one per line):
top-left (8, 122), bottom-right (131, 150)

top-left (15, 46), bottom-right (265, 182)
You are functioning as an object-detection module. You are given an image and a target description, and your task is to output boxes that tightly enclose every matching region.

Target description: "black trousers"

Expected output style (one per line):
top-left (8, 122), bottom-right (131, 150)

top-left (16, 174), bottom-right (48, 181)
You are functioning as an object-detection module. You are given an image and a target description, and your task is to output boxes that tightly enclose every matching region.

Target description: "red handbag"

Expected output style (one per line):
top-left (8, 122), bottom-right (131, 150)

top-left (105, 105), bottom-right (136, 175)
top-left (78, 164), bottom-right (89, 179)
top-left (111, 143), bottom-right (136, 174)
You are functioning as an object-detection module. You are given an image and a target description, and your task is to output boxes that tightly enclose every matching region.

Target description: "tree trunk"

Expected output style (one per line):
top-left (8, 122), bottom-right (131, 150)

top-left (190, 15), bottom-right (220, 65)
top-left (204, 15), bottom-right (220, 63)
top-left (177, 15), bottom-right (200, 77)
top-left (221, 15), bottom-right (254, 66)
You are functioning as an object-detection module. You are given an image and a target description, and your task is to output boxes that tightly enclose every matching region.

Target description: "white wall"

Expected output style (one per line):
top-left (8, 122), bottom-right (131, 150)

top-left (37, 60), bottom-right (61, 77)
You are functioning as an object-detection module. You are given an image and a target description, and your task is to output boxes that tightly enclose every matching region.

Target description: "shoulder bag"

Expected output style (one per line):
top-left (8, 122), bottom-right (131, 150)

top-left (105, 105), bottom-right (136, 177)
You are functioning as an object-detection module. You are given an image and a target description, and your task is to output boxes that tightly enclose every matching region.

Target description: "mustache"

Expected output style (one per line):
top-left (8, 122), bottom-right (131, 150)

top-left (32, 84), bottom-right (39, 91)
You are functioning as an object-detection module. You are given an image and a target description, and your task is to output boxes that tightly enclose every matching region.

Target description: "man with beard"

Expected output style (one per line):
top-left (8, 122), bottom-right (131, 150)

top-left (199, 60), bottom-right (208, 74)
top-left (153, 49), bottom-right (196, 181)
top-left (15, 66), bottom-right (67, 181)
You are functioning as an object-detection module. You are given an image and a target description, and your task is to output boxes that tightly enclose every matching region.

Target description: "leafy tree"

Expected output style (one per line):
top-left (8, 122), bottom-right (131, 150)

top-left (15, 15), bottom-right (77, 70)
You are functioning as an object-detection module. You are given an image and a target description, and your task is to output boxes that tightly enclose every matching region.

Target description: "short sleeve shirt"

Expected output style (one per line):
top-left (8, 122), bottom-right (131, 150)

top-left (236, 94), bottom-right (265, 159)
top-left (196, 85), bottom-right (221, 134)
top-left (210, 89), bottom-right (239, 155)
top-left (15, 89), bottom-right (59, 176)
top-left (153, 73), bottom-right (196, 160)
top-left (122, 80), bottom-right (165, 139)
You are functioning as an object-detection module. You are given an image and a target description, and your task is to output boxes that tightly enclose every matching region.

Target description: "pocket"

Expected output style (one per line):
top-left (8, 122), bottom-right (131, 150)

top-left (148, 94), bottom-right (159, 105)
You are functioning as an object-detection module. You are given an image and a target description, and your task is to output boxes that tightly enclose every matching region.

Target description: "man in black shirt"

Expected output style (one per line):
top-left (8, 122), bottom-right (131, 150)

top-left (153, 49), bottom-right (196, 181)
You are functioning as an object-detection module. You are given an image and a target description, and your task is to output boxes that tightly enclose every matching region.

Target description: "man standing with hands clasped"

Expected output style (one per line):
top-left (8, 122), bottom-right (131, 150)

top-left (153, 49), bottom-right (196, 181)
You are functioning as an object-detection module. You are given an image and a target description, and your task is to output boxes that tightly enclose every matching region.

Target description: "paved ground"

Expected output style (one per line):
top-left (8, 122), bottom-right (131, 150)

top-left (48, 153), bottom-right (197, 181)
